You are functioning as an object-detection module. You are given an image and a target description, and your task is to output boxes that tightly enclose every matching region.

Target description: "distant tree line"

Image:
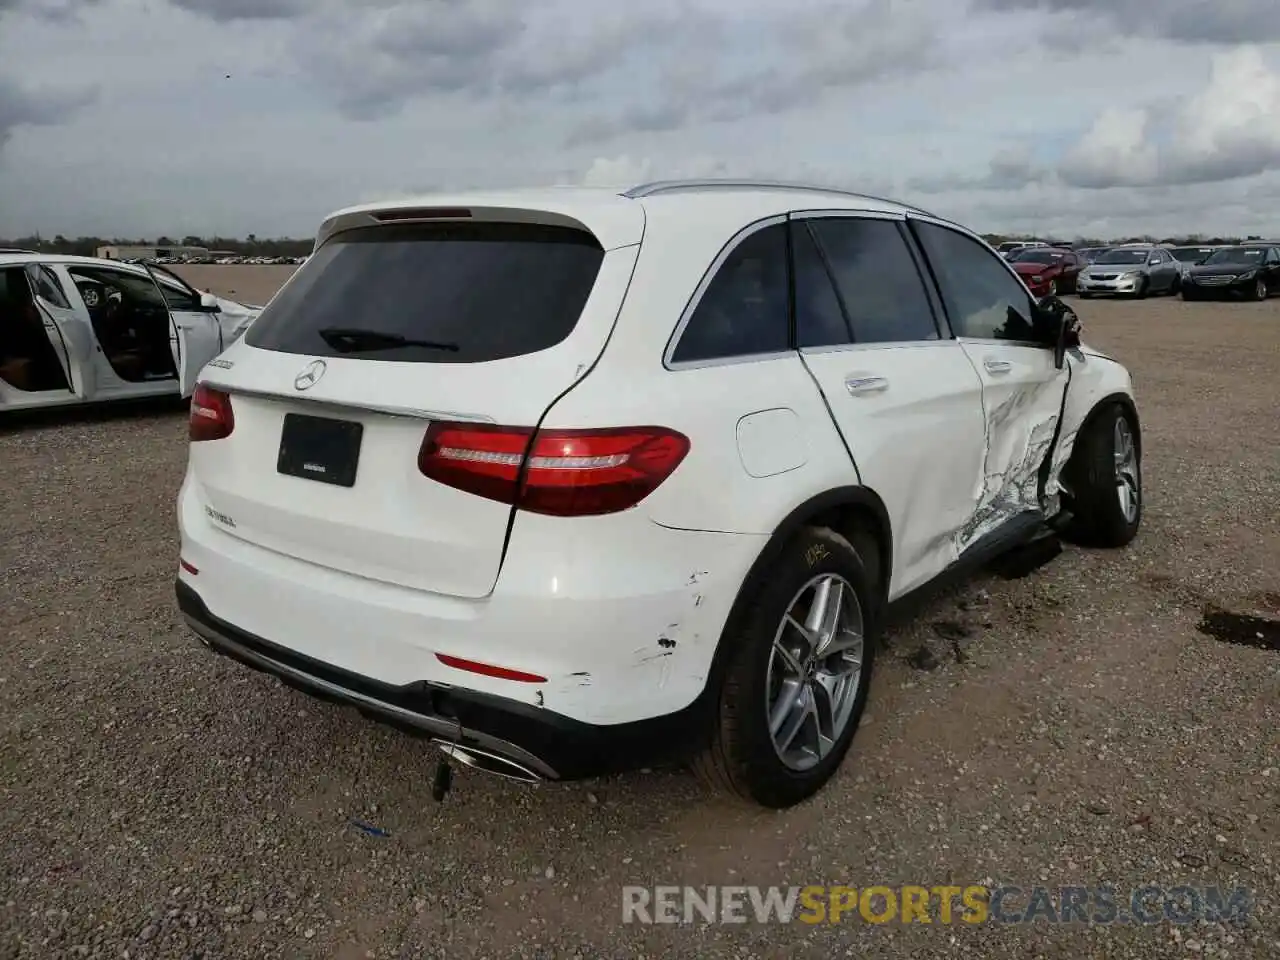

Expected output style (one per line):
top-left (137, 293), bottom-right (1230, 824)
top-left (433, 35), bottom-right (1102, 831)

top-left (2, 231), bottom-right (1269, 259)
top-left (981, 234), bottom-right (1267, 246)
top-left (0, 234), bottom-right (314, 257)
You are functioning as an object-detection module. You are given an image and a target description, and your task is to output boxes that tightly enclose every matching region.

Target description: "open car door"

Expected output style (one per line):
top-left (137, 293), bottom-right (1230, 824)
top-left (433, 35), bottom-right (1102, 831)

top-left (23, 264), bottom-right (93, 398)
top-left (140, 261), bottom-right (223, 397)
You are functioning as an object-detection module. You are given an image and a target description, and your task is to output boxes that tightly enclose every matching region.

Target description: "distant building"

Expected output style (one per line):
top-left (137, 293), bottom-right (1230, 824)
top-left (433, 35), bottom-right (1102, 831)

top-left (96, 244), bottom-right (210, 261)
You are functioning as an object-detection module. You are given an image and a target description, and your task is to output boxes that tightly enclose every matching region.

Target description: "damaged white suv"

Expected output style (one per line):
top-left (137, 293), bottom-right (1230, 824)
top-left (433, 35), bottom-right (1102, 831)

top-left (175, 180), bottom-right (1142, 808)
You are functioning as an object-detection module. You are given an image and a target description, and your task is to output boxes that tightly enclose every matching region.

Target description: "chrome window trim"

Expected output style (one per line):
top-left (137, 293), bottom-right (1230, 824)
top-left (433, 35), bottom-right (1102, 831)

top-left (798, 339), bottom-right (960, 357)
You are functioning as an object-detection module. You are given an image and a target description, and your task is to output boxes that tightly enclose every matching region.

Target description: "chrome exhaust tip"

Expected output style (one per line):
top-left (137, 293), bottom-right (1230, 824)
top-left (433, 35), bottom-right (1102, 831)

top-left (431, 740), bottom-right (544, 784)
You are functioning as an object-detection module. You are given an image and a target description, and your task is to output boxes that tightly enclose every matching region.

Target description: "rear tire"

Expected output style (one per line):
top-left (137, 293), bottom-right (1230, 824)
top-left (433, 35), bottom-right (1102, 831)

top-left (693, 526), bottom-right (878, 809)
top-left (1060, 402), bottom-right (1142, 548)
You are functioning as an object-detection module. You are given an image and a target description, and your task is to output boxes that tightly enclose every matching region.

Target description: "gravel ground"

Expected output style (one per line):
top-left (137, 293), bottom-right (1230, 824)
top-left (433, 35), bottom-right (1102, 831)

top-left (2, 284), bottom-right (1278, 959)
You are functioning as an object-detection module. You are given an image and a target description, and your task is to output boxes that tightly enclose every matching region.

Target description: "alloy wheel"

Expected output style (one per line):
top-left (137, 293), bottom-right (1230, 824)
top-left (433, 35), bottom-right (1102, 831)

top-left (765, 574), bottom-right (865, 772)
top-left (1114, 417), bottom-right (1140, 524)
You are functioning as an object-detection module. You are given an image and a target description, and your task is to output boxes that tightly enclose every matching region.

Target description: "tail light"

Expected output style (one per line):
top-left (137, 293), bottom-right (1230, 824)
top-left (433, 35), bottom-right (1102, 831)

top-left (189, 384), bottom-right (234, 442)
top-left (418, 422), bottom-right (690, 517)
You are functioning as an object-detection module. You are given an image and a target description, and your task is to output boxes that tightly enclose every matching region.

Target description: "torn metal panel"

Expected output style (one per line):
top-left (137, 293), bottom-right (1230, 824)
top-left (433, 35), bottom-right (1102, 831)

top-left (1042, 345), bottom-right (1135, 509)
top-left (954, 344), bottom-right (1070, 556)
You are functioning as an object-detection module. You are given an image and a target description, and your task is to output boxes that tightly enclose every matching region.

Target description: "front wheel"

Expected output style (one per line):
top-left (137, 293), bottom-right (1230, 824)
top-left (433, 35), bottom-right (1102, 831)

top-left (1061, 402), bottom-right (1142, 548)
top-left (1046, 279), bottom-right (1058, 297)
top-left (1254, 278), bottom-right (1268, 301)
top-left (693, 526), bottom-right (878, 808)
top-left (1134, 278), bottom-right (1150, 299)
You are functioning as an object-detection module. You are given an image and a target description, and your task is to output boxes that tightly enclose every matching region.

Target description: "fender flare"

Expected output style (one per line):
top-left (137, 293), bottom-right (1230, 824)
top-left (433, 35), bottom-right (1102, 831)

top-left (1075, 390), bottom-right (1143, 459)
top-left (701, 486), bottom-right (892, 693)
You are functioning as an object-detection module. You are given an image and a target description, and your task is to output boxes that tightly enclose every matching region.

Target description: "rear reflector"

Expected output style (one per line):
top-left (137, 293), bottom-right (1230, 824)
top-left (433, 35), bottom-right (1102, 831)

top-left (179, 559), bottom-right (199, 575)
top-left (189, 384), bottom-right (234, 442)
top-left (372, 208), bottom-right (473, 222)
top-left (436, 653), bottom-right (547, 684)
top-left (418, 423), bottom-right (690, 516)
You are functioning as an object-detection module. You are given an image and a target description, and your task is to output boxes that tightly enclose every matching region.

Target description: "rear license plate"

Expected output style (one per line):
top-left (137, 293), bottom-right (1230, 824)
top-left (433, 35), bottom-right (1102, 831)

top-left (277, 413), bottom-right (363, 488)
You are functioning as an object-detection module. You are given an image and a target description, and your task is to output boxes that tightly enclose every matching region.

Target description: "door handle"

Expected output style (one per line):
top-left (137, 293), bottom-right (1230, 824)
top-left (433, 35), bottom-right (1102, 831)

top-left (845, 375), bottom-right (889, 395)
top-left (983, 358), bottom-right (1013, 374)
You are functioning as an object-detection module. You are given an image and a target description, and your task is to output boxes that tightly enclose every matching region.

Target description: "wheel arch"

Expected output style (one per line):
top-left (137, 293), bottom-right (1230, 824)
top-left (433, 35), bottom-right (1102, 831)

top-left (1077, 390), bottom-right (1142, 458)
top-left (703, 486), bottom-right (893, 691)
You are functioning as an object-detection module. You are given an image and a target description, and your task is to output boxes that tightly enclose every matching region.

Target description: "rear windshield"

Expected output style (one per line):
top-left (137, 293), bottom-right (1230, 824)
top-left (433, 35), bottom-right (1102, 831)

top-left (244, 221), bottom-right (605, 363)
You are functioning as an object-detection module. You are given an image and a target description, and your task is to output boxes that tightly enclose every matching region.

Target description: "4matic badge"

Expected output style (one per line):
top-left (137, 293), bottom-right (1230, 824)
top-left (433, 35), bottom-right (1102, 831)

top-left (204, 505), bottom-right (236, 528)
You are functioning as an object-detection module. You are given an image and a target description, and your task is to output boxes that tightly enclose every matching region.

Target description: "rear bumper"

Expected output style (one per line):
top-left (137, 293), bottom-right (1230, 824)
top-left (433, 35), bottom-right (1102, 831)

top-left (175, 466), bottom-right (766, 743)
top-left (178, 579), bottom-right (709, 780)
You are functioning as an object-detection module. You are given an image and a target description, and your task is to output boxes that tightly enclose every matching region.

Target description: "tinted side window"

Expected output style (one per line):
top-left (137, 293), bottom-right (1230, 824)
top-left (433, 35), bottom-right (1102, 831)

top-left (245, 222), bottom-right (605, 364)
top-left (793, 224), bottom-right (850, 348)
top-left (671, 223), bottom-right (789, 363)
top-left (808, 218), bottom-right (938, 343)
top-left (912, 221), bottom-right (1036, 341)
top-left (156, 282), bottom-right (199, 311)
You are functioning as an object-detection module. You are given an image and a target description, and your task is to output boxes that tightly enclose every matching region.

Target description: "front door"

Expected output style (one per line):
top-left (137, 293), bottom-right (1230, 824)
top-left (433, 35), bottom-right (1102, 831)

top-left (907, 218), bottom-right (1070, 548)
top-left (24, 263), bottom-right (94, 399)
top-left (1151, 249), bottom-right (1180, 292)
top-left (789, 212), bottom-right (989, 598)
top-left (140, 263), bottom-right (223, 397)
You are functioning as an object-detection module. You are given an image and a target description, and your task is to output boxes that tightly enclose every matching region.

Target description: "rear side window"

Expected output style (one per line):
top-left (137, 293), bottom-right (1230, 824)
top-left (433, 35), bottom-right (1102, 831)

top-left (670, 223), bottom-right (789, 364)
top-left (244, 222), bottom-right (605, 363)
top-left (807, 218), bottom-right (939, 343)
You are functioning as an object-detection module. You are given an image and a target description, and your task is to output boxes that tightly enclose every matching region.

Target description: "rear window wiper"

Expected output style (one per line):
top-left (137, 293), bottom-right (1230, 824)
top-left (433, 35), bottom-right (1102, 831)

top-left (317, 326), bottom-right (460, 353)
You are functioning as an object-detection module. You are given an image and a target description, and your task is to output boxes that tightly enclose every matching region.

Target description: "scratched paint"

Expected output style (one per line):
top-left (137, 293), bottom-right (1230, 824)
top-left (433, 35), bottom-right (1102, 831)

top-left (956, 379), bottom-right (1062, 554)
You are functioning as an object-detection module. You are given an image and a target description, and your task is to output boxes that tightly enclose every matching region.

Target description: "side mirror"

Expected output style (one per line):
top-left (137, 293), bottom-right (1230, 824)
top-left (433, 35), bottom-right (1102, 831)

top-left (1032, 296), bottom-right (1081, 369)
top-left (199, 292), bottom-right (220, 311)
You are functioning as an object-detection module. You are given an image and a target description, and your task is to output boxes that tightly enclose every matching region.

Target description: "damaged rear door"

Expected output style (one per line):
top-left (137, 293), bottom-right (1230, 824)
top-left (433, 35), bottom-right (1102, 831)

top-left (908, 218), bottom-right (1070, 549)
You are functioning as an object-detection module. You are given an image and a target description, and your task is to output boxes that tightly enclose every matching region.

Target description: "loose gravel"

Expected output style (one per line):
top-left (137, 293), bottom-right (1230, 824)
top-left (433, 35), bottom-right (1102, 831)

top-left (2, 288), bottom-right (1277, 959)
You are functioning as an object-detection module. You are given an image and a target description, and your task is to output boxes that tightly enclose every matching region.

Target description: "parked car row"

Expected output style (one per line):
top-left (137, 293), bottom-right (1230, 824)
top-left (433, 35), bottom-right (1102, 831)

top-left (120, 255), bottom-right (308, 266)
top-left (1000, 241), bottom-right (1280, 301)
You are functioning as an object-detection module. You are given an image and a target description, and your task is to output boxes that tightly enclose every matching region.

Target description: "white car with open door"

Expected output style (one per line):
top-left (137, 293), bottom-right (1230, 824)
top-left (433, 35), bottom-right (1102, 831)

top-left (0, 253), bottom-right (260, 412)
top-left (175, 180), bottom-right (1143, 808)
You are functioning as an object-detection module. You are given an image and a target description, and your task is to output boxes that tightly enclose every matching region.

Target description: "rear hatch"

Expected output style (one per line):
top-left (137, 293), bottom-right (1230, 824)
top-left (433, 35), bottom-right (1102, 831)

top-left (188, 205), bottom-right (643, 598)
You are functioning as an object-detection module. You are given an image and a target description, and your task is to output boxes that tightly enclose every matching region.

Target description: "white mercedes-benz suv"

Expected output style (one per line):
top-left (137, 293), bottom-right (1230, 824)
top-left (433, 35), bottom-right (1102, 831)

top-left (175, 179), bottom-right (1142, 808)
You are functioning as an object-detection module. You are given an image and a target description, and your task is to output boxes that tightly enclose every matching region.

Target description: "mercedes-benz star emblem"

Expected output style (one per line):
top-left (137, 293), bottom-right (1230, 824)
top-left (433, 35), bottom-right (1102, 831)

top-left (294, 359), bottom-right (326, 391)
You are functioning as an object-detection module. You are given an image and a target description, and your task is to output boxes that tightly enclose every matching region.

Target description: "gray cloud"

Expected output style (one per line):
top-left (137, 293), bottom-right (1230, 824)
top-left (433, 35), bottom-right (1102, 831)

top-left (0, 0), bottom-right (100, 19)
top-left (566, 0), bottom-right (941, 145)
top-left (973, 0), bottom-right (1280, 45)
top-left (910, 145), bottom-right (1049, 193)
top-left (0, 75), bottom-right (97, 153)
top-left (290, 1), bottom-right (529, 119)
top-left (168, 0), bottom-right (310, 20)
top-left (1056, 47), bottom-right (1280, 188)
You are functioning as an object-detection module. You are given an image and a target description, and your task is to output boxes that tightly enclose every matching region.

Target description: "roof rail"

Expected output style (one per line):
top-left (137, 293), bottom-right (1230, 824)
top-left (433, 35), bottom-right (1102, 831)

top-left (0, 247), bottom-right (39, 254)
top-left (620, 178), bottom-right (938, 218)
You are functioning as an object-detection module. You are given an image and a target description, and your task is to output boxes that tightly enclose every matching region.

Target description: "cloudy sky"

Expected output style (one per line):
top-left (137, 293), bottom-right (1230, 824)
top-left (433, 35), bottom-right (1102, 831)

top-left (4, 0), bottom-right (1280, 240)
